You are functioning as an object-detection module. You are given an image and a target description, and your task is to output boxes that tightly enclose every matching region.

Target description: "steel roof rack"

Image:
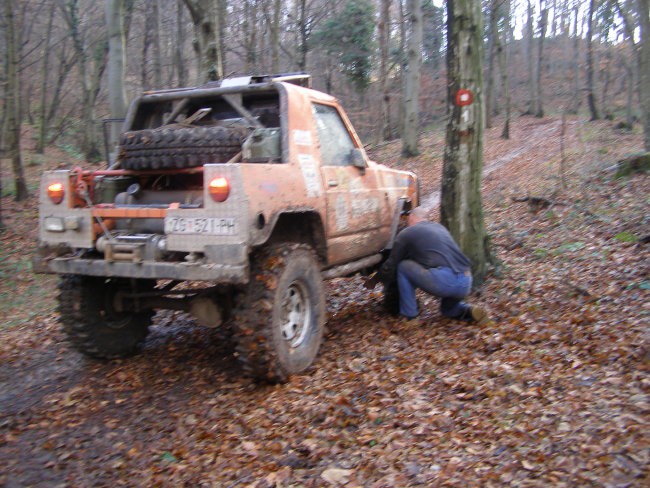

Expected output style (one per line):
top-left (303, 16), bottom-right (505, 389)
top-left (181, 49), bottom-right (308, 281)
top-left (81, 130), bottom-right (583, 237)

top-left (218, 73), bottom-right (311, 89)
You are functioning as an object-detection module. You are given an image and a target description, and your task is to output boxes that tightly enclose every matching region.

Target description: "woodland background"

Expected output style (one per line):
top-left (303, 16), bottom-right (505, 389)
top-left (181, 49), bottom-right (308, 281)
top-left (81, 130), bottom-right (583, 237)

top-left (0, 0), bottom-right (648, 184)
top-left (0, 0), bottom-right (648, 486)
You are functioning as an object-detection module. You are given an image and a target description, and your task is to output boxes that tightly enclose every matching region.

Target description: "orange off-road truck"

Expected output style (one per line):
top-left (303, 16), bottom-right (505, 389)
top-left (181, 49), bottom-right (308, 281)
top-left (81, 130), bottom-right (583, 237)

top-left (33, 74), bottom-right (419, 382)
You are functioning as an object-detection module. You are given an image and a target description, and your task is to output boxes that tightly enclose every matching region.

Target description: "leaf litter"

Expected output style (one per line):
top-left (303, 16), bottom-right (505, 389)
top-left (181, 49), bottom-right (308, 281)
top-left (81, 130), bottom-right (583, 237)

top-left (0, 116), bottom-right (648, 486)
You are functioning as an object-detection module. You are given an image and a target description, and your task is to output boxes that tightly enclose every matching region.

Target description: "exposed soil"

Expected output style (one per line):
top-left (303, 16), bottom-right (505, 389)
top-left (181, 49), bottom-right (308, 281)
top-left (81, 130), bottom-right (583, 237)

top-left (1, 116), bottom-right (648, 487)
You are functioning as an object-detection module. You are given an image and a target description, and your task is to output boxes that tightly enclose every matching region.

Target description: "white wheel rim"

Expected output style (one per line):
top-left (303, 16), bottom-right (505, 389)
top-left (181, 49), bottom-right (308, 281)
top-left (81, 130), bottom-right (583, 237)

top-left (280, 281), bottom-right (311, 348)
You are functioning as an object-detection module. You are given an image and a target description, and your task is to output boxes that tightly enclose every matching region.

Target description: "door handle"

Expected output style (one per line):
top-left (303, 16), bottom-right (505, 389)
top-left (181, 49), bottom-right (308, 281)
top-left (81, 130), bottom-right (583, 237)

top-left (328, 180), bottom-right (338, 187)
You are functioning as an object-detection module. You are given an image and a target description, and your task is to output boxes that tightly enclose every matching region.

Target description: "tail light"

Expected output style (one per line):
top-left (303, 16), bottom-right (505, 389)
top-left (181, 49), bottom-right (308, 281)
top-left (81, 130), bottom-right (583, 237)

top-left (47, 182), bottom-right (65, 204)
top-left (208, 177), bottom-right (230, 202)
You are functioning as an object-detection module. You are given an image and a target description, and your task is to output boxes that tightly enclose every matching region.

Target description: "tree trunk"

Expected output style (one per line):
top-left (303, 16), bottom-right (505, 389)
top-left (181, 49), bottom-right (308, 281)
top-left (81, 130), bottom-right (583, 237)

top-left (525, 0), bottom-right (538, 115)
top-left (106, 0), bottom-right (127, 153)
top-left (0, 59), bottom-right (4, 228)
top-left (36, 4), bottom-right (56, 154)
top-left (244, 0), bottom-right (259, 72)
top-left (379, 0), bottom-right (392, 141)
top-left (498, 0), bottom-right (511, 139)
top-left (535, 1), bottom-right (547, 117)
top-left (3, 0), bottom-right (28, 201)
top-left (46, 50), bottom-right (76, 141)
top-left (639, 0), bottom-right (650, 150)
top-left (141, 1), bottom-right (153, 88)
top-left (89, 44), bottom-right (109, 161)
top-left (219, 0), bottom-right (228, 74)
top-left (175, 0), bottom-right (188, 86)
top-left (624, 60), bottom-right (635, 127)
top-left (271, 0), bottom-right (281, 73)
top-left (401, 0), bottom-right (423, 157)
top-left (586, 0), bottom-right (600, 120)
top-left (442, 0), bottom-right (490, 284)
top-left (183, 0), bottom-right (224, 82)
top-left (297, 0), bottom-right (308, 71)
top-left (59, 0), bottom-right (103, 161)
top-left (0, 165), bottom-right (4, 228)
top-left (617, 0), bottom-right (639, 128)
top-left (601, 48), bottom-right (613, 119)
top-left (570, 2), bottom-right (581, 114)
top-left (148, 0), bottom-right (162, 89)
top-left (485, 0), bottom-right (498, 129)
top-left (398, 0), bottom-right (407, 137)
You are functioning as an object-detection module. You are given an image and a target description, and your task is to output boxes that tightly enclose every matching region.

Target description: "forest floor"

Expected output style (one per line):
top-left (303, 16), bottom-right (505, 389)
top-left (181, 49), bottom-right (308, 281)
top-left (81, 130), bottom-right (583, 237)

top-left (0, 116), bottom-right (648, 487)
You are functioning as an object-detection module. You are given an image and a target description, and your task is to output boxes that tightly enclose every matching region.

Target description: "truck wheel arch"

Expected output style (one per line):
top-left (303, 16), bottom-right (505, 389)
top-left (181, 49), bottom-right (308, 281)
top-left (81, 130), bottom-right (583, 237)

top-left (257, 210), bottom-right (327, 265)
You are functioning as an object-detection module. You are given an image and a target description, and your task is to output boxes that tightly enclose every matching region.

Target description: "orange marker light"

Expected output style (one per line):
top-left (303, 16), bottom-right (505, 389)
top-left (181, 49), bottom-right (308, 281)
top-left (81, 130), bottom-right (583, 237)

top-left (47, 182), bottom-right (65, 204)
top-left (208, 177), bottom-right (230, 202)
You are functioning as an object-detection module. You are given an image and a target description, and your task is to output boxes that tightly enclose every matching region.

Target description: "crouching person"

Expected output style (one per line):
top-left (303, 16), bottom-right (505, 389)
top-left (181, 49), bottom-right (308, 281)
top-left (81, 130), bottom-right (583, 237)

top-left (366, 207), bottom-right (489, 324)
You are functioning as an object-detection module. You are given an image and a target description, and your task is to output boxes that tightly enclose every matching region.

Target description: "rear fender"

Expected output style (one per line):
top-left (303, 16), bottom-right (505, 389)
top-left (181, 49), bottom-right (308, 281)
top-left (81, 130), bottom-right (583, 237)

top-left (262, 211), bottom-right (326, 264)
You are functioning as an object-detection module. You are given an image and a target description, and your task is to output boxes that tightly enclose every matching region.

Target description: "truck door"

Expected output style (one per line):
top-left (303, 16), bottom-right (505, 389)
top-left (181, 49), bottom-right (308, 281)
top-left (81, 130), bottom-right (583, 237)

top-left (312, 103), bottom-right (388, 265)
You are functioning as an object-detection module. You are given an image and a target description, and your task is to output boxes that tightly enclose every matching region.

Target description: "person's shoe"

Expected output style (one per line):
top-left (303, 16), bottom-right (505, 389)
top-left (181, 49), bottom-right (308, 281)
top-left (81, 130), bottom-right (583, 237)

top-left (469, 306), bottom-right (490, 325)
top-left (457, 305), bottom-right (490, 325)
top-left (399, 315), bottom-right (420, 326)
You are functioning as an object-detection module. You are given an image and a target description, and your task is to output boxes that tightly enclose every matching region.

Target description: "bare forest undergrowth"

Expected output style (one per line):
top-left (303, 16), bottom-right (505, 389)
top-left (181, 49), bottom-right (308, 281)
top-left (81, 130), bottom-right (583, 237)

top-left (0, 116), bottom-right (648, 487)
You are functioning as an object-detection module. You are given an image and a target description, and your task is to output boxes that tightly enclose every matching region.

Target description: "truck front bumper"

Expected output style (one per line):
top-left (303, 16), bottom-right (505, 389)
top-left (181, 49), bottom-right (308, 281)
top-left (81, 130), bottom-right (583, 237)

top-left (32, 254), bottom-right (249, 283)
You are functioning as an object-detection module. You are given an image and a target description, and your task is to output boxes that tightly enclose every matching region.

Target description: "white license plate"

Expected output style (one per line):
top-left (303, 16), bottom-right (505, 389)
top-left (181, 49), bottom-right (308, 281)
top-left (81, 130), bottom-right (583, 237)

top-left (164, 217), bottom-right (236, 235)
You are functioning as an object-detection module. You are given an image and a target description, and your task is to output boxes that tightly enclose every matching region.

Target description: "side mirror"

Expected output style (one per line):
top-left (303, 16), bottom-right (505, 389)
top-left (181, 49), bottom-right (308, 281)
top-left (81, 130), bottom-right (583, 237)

top-left (350, 148), bottom-right (367, 173)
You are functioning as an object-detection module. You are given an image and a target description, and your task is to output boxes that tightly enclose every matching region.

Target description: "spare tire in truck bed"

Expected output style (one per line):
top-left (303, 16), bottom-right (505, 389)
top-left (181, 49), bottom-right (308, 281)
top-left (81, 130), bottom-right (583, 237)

top-left (117, 124), bottom-right (250, 170)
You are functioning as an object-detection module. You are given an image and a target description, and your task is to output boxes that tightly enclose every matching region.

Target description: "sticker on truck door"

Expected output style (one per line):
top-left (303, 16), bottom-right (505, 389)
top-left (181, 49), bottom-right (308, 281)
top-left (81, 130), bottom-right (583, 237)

top-left (293, 130), bottom-right (313, 146)
top-left (335, 195), bottom-right (349, 231)
top-left (298, 154), bottom-right (322, 197)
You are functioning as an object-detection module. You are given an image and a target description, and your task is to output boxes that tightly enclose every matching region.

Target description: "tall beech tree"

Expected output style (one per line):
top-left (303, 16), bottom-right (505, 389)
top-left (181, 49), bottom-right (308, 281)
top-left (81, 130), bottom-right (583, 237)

top-left (269, 0), bottom-right (282, 73)
top-left (58, 0), bottom-right (107, 162)
top-left (617, 0), bottom-right (640, 129)
top-left (586, 0), bottom-right (601, 120)
top-left (402, 0), bottom-right (423, 157)
top-left (36, 4), bottom-right (56, 154)
top-left (2, 0), bottom-right (28, 202)
top-left (485, 0), bottom-right (511, 129)
top-left (174, 0), bottom-right (188, 86)
top-left (422, 0), bottom-right (444, 68)
top-left (141, 0), bottom-right (162, 89)
top-left (497, 0), bottom-right (512, 139)
top-left (535, 0), bottom-right (548, 117)
top-left (442, 0), bottom-right (490, 284)
top-left (105, 0), bottom-right (127, 150)
top-left (378, 0), bottom-right (392, 141)
top-left (639, 0), bottom-right (650, 150)
top-left (569, 0), bottom-right (582, 114)
top-left (485, 0), bottom-right (499, 129)
top-left (525, 0), bottom-right (538, 115)
top-left (182, 0), bottom-right (225, 82)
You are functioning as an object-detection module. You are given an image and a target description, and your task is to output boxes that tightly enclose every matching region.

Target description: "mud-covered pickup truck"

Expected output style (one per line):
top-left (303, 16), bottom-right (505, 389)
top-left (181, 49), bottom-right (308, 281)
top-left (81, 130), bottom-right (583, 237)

top-left (33, 73), bottom-right (419, 382)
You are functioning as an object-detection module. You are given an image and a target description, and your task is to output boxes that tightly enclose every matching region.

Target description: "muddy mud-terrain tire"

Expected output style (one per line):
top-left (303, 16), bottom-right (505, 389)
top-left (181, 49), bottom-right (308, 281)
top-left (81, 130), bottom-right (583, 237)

top-left (118, 125), bottom-right (249, 170)
top-left (58, 275), bottom-right (155, 358)
top-left (233, 244), bottom-right (326, 383)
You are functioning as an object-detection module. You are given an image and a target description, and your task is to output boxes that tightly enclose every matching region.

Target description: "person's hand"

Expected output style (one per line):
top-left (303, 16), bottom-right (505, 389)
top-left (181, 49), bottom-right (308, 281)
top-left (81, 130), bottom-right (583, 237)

top-left (363, 273), bottom-right (380, 290)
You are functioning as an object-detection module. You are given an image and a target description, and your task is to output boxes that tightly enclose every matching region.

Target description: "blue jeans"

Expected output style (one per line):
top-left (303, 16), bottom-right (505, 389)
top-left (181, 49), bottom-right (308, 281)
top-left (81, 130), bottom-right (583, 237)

top-left (396, 260), bottom-right (471, 319)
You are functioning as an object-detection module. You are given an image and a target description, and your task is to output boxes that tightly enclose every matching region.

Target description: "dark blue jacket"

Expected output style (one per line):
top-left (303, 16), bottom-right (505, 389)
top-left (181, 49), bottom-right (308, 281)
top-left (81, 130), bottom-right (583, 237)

top-left (378, 221), bottom-right (471, 281)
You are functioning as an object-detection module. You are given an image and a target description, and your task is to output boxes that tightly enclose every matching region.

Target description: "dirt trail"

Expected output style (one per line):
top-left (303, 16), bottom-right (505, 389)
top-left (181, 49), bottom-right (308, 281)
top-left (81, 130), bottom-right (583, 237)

top-left (420, 119), bottom-right (562, 211)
